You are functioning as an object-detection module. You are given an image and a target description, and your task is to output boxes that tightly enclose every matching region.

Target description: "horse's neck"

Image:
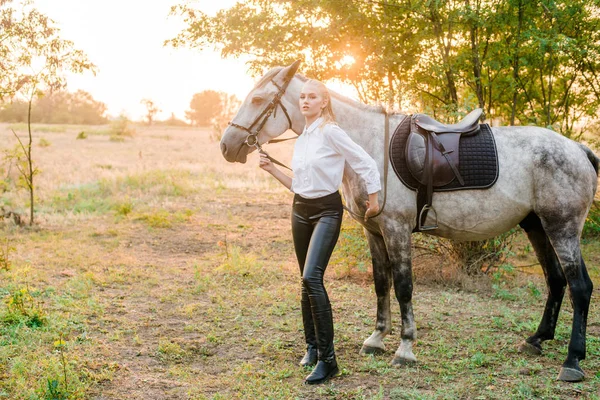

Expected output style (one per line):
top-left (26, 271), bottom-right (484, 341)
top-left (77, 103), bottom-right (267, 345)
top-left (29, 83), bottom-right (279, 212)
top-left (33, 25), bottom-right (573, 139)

top-left (329, 98), bottom-right (407, 203)
top-left (330, 98), bottom-right (406, 162)
top-left (331, 99), bottom-right (383, 153)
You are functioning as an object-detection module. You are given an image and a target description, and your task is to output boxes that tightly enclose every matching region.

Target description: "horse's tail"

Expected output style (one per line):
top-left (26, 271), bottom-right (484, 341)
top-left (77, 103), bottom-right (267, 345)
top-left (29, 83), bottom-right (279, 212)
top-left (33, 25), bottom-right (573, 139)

top-left (579, 143), bottom-right (600, 176)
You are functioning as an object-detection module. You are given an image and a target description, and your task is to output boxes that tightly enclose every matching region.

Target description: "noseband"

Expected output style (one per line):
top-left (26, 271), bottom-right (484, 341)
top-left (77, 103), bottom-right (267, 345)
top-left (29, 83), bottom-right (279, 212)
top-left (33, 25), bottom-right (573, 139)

top-left (228, 74), bottom-right (294, 149)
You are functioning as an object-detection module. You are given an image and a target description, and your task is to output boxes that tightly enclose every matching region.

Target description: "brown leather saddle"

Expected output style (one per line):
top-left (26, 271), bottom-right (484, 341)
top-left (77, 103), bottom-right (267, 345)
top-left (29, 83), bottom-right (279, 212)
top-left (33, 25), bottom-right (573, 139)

top-left (406, 108), bottom-right (483, 231)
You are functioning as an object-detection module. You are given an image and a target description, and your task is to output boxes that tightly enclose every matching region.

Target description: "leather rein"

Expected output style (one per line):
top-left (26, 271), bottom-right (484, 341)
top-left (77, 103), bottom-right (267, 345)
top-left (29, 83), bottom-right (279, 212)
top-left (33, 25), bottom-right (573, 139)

top-left (229, 74), bottom-right (390, 222)
top-left (341, 111), bottom-right (390, 223)
top-left (228, 74), bottom-right (297, 171)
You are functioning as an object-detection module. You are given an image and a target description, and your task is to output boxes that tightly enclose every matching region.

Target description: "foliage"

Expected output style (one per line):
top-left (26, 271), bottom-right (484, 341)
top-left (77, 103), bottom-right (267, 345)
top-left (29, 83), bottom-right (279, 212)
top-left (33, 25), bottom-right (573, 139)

top-left (134, 209), bottom-right (193, 228)
top-left (414, 229), bottom-right (517, 276)
top-left (210, 92), bottom-right (241, 141)
top-left (450, 230), bottom-right (517, 275)
top-left (184, 90), bottom-right (240, 136)
top-left (169, 0), bottom-right (600, 135)
top-left (109, 114), bottom-right (135, 138)
top-left (0, 238), bottom-right (13, 271)
top-left (0, 268), bottom-right (106, 399)
top-left (583, 200), bottom-right (600, 238)
top-left (2, 287), bottom-right (46, 328)
top-left (10, 127), bottom-right (40, 225)
top-left (0, 90), bottom-right (108, 125)
top-left (0, 0), bottom-right (95, 100)
top-left (1, 0), bottom-right (95, 226)
top-left (185, 89), bottom-right (223, 126)
top-left (330, 216), bottom-right (371, 278)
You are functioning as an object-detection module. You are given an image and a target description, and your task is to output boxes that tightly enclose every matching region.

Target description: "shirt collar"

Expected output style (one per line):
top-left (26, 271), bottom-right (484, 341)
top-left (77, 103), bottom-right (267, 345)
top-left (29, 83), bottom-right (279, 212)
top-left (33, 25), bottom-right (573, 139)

top-left (303, 117), bottom-right (323, 135)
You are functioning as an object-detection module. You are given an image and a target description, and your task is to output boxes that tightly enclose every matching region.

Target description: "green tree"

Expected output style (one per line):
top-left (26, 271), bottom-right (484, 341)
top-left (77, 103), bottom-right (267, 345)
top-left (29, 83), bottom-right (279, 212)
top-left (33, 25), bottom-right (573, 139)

top-left (185, 90), bottom-right (223, 126)
top-left (140, 98), bottom-right (161, 125)
top-left (168, 0), bottom-right (421, 110)
top-left (211, 92), bottom-right (241, 141)
top-left (169, 0), bottom-right (600, 135)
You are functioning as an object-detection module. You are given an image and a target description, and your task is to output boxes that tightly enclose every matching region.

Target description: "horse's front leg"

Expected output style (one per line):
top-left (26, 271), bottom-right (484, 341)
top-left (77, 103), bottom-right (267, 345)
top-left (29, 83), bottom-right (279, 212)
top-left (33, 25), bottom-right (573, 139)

top-left (385, 225), bottom-right (417, 365)
top-left (360, 230), bottom-right (392, 355)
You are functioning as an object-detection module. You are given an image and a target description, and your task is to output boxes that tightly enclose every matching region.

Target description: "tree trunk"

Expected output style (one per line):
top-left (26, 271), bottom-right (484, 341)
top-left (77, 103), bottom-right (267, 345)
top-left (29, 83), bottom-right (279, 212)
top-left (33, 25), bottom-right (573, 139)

top-left (510, 0), bottom-right (524, 126)
top-left (387, 69), bottom-right (395, 110)
top-left (430, 3), bottom-right (458, 110)
top-left (468, 0), bottom-right (484, 111)
top-left (27, 93), bottom-right (34, 226)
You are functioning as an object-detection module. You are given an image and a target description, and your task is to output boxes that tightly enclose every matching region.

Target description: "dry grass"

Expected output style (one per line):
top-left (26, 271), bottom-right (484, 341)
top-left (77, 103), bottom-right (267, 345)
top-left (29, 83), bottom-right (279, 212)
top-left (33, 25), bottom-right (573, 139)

top-left (0, 123), bottom-right (598, 399)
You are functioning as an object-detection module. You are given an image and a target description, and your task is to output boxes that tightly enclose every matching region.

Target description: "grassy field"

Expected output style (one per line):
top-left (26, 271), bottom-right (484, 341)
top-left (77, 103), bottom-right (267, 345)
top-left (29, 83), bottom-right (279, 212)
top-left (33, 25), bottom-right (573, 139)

top-left (0, 123), bottom-right (599, 399)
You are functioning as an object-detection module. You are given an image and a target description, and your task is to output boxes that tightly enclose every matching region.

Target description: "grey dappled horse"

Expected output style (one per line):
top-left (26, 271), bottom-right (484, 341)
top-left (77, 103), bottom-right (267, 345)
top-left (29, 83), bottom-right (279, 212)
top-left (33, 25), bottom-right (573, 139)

top-left (220, 61), bottom-right (598, 382)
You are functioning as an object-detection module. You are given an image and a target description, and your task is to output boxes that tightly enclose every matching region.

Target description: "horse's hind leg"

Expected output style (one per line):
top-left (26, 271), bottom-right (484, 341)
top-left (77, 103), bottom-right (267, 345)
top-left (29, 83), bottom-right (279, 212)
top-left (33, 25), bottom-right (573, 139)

top-left (540, 217), bottom-right (593, 382)
top-left (518, 212), bottom-right (567, 355)
top-left (360, 230), bottom-right (392, 355)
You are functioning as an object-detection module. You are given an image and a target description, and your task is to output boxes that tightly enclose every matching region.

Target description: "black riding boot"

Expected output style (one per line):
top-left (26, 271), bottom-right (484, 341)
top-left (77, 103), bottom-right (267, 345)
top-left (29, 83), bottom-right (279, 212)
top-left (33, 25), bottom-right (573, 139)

top-left (299, 292), bottom-right (318, 367)
top-left (305, 305), bottom-right (339, 385)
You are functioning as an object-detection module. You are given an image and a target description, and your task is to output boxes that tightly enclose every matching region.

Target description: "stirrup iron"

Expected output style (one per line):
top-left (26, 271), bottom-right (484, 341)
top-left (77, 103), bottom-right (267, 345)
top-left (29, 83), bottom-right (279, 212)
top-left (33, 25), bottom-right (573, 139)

top-left (418, 205), bottom-right (438, 231)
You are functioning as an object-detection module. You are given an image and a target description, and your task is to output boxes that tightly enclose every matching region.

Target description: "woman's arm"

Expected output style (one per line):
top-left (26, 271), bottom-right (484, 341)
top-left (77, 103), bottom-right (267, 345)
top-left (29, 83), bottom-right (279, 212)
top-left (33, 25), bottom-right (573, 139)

top-left (325, 125), bottom-right (382, 220)
top-left (325, 125), bottom-right (381, 196)
top-left (259, 152), bottom-right (293, 190)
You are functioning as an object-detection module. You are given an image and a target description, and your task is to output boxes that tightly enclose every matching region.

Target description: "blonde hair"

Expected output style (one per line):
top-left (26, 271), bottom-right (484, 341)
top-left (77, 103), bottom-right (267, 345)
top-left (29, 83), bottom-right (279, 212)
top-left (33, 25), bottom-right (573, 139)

top-left (304, 79), bottom-right (337, 126)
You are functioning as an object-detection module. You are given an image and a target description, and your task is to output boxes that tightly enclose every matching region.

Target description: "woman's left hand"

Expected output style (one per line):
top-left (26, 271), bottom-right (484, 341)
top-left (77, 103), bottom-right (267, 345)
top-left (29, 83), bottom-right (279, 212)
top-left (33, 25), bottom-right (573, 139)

top-left (364, 195), bottom-right (380, 222)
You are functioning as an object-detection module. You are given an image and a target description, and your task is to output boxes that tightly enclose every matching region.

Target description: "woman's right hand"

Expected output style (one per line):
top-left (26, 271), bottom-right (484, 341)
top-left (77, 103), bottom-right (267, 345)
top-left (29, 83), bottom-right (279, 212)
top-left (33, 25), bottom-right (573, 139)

top-left (259, 152), bottom-right (275, 173)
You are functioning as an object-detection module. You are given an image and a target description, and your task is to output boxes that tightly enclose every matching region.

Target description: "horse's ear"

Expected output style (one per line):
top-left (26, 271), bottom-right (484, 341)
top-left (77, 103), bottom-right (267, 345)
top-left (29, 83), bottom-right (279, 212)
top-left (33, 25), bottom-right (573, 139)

top-left (278, 60), bottom-right (301, 81)
top-left (287, 60), bottom-right (301, 78)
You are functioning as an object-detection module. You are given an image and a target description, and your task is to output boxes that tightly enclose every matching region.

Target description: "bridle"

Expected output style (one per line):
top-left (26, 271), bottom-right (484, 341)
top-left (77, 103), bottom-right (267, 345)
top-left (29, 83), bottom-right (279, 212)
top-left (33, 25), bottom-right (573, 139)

top-left (228, 72), bottom-right (296, 170)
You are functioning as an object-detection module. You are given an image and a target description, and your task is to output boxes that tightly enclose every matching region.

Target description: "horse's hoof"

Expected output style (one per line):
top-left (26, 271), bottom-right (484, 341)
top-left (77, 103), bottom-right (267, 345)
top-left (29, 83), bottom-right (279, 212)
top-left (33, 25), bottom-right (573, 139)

top-left (359, 344), bottom-right (385, 356)
top-left (518, 341), bottom-right (542, 356)
top-left (557, 367), bottom-right (585, 382)
top-left (391, 356), bottom-right (416, 366)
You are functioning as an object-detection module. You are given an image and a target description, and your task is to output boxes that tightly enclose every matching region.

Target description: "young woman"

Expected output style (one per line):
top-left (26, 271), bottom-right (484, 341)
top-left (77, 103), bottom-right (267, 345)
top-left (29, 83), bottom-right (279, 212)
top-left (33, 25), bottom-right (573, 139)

top-left (259, 79), bottom-right (381, 385)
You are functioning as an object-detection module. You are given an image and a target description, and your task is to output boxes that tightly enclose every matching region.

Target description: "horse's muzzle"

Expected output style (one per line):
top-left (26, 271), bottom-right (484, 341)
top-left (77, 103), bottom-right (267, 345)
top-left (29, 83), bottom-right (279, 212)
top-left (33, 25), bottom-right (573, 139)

top-left (220, 138), bottom-right (249, 163)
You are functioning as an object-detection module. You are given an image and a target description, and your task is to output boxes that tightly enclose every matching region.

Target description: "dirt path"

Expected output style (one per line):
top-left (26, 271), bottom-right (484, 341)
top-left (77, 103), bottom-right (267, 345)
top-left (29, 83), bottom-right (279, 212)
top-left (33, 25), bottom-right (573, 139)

top-left (86, 190), bottom-right (296, 399)
top-left (83, 188), bottom-right (600, 399)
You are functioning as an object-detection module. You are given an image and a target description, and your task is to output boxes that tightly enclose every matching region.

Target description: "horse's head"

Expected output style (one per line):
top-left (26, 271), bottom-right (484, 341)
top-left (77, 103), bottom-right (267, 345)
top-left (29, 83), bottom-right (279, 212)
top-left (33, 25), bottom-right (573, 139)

top-left (220, 60), bottom-right (303, 163)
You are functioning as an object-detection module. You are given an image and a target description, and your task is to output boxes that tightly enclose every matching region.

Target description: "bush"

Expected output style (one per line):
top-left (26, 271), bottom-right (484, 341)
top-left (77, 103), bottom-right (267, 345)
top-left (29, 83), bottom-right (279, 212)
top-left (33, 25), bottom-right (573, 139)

top-left (0, 90), bottom-right (108, 125)
top-left (414, 229), bottom-right (517, 276)
top-left (2, 287), bottom-right (46, 328)
top-left (110, 114), bottom-right (135, 138)
top-left (450, 231), bottom-right (516, 275)
top-left (582, 200), bottom-right (600, 238)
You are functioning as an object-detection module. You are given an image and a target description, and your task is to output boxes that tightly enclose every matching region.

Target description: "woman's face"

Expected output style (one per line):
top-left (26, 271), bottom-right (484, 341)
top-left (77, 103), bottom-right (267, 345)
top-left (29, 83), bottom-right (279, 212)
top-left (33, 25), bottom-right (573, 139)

top-left (299, 82), bottom-right (327, 121)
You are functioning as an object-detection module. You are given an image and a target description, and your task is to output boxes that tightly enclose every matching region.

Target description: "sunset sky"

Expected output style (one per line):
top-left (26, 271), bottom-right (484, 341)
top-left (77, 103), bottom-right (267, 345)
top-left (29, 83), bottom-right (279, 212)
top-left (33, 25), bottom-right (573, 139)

top-left (33, 0), bottom-right (255, 121)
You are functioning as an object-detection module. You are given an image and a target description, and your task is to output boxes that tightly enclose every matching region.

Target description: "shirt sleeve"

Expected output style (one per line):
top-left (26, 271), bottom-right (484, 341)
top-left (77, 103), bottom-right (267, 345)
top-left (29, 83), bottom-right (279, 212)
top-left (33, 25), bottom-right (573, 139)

top-left (324, 124), bottom-right (381, 194)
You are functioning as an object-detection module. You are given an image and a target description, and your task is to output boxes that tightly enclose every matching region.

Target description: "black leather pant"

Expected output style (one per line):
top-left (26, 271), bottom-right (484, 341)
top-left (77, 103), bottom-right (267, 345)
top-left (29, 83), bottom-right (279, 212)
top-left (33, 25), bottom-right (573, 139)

top-left (292, 191), bottom-right (342, 362)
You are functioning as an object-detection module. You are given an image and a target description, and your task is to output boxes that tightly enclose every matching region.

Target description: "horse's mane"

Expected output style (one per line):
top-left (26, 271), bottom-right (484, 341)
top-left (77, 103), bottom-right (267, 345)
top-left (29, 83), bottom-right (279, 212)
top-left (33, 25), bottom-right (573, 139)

top-left (254, 67), bottom-right (283, 89)
top-left (295, 73), bottom-right (386, 114)
top-left (254, 67), bottom-right (386, 114)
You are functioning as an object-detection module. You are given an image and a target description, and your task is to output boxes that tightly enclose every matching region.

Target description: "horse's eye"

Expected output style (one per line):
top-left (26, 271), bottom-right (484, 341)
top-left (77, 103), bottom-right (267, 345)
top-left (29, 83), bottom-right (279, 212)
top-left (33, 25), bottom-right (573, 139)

top-left (252, 96), bottom-right (264, 105)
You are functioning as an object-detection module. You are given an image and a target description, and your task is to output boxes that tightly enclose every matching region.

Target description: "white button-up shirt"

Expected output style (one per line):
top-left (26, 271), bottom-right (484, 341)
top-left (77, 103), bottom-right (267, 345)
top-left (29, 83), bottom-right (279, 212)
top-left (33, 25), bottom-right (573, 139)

top-left (291, 118), bottom-right (381, 199)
